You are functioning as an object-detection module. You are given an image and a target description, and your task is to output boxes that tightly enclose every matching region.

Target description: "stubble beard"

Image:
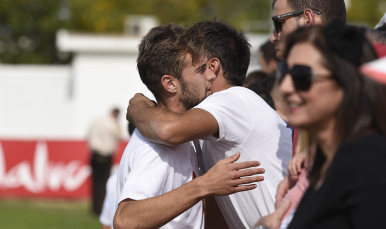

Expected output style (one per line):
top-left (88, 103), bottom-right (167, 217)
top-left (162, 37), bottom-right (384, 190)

top-left (179, 78), bottom-right (204, 111)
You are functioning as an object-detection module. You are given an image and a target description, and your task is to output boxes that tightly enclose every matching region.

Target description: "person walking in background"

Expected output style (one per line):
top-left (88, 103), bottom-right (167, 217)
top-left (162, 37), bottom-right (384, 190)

top-left (100, 170), bottom-right (118, 229)
top-left (258, 41), bottom-right (279, 75)
top-left (87, 108), bottom-right (121, 215)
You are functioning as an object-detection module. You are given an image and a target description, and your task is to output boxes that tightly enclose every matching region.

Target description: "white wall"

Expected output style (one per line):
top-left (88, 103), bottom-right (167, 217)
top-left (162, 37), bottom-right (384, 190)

top-left (71, 53), bottom-right (154, 139)
top-left (0, 33), bottom-right (270, 140)
top-left (0, 55), bottom-right (154, 140)
top-left (0, 65), bottom-right (73, 139)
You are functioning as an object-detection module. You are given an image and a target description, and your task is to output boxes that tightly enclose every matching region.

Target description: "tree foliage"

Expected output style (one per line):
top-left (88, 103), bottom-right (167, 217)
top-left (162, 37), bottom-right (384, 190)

top-left (346, 0), bottom-right (385, 27)
top-left (0, 0), bottom-right (384, 64)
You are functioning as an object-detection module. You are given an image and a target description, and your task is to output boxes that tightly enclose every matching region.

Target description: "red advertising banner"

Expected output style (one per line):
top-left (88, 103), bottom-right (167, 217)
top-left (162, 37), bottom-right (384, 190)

top-left (0, 140), bottom-right (128, 199)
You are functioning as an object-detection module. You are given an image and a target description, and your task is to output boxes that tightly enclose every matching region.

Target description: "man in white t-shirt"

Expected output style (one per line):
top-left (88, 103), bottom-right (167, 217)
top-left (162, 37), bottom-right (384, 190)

top-left (113, 23), bottom-right (266, 229)
top-left (126, 20), bottom-right (293, 229)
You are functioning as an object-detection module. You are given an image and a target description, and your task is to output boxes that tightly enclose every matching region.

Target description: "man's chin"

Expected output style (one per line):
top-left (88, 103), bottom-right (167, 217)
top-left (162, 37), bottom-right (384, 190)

top-left (276, 49), bottom-right (284, 60)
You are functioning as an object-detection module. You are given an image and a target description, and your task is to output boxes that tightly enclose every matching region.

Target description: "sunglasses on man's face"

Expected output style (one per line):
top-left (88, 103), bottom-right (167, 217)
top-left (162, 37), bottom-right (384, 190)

top-left (278, 62), bottom-right (333, 91)
top-left (272, 10), bottom-right (322, 34)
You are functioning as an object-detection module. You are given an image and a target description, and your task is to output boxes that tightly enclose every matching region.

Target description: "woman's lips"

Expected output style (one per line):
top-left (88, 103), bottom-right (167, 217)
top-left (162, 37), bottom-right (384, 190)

top-left (288, 102), bottom-right (301, 113)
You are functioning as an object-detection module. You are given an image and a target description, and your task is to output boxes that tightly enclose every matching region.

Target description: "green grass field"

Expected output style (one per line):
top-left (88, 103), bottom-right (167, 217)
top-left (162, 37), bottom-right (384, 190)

top-left (0, 199), bottom-right (100, 229)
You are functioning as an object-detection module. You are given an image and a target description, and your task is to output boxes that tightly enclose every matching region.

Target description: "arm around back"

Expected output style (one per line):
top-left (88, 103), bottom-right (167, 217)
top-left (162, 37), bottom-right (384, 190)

top-left (154, 108), bottom-right (219, 145)
top-left (127, 94), bottom-right (219, 145)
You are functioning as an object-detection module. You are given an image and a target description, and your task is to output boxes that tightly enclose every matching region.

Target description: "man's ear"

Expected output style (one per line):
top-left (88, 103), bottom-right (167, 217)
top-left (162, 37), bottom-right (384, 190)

top-left (161, 75), bottom-right (178, 94)
top-left (303, 9), bottom-right (317, 25)
top-left (208, 57), bottom-right (221, 75)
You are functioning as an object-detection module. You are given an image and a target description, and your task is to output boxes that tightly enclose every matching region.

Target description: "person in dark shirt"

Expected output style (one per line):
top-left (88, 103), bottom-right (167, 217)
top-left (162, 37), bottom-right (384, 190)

top-left (255, 20), bottom-right (386, 229)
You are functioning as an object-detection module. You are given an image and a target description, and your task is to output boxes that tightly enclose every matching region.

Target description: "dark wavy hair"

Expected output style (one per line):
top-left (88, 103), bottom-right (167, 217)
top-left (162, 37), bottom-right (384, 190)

top-left (283, 24), bottom-right (386, 186)
top-left (196, 19), bottom-right (251, 86)
top-left (137, 24), bottom-right (204, 100)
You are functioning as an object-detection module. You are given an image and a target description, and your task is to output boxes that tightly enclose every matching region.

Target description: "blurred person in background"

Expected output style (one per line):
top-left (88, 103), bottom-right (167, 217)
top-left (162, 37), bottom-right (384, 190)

top-left (259, 40), bottom-right (279, 74)
top-left (114, 23), bottom-right (265, 229)
top-left (87, 108), bottom-right (121, 215)
top-left (271, 0), bottom-right (346, 60)
top-left (255, 20), bottom-right (386, 229)
top-left (372, 12), bottom-right (386, 43)
top-left (244, 71), bottom-right (277, 111)
top-left (375, 12), bottom-right (386, 32)
top-left (100, 170), bottom-right (118, 229)
top-left (376, 24), bottom-right (386, 37)
top-left (126, 20), bottom-right (292, 229)
top-left (243, 71), bottom-right (269, 88)
top-left (247, 83), bottom-right (276, 110)
top-left (257, 40), bottom-right (289, 122)
top-left (100, 120), bottom-right (135, 229)
top-left (366, 11), bottom-right (386, 46)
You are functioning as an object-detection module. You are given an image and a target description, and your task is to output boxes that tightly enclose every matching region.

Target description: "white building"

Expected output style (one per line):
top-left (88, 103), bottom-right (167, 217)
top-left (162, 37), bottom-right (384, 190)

top-left (0, 23), bottom-right (269, 140)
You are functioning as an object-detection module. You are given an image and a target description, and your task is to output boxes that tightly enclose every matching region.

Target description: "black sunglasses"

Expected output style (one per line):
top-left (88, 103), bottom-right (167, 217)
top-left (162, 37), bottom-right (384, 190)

top-left (272, 10), bottom-right (322, 34)
top-left (278, 62), bottom-right (333, 91)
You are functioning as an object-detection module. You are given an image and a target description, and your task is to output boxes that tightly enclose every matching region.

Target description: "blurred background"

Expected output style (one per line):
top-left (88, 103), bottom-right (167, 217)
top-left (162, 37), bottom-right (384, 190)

top-left (0, 0), bottom-right (384, 228)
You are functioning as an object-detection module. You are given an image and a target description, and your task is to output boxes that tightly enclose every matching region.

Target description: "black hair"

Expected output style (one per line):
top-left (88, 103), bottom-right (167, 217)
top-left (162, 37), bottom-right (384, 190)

top-left (128, 122), bottom-right (136, 136)
top-left (259, 40), bottom-right (277, 64)
top-left (196, 19), bottom-right (251, 86)
top-left (112, 108), bottom-right (120, 114)
top-left (374, 25), bottom-right (386, 41)
top-left (244, 71), bottom-right (276, 92)
top-left (247, 85), bottom-right (276, 110)
top-left (244, 71), bottom-right (268, 87)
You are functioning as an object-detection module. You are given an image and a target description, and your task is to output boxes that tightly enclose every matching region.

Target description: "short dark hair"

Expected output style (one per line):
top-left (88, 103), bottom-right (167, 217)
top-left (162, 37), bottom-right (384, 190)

top-left (259, 40), bottom-right (277, 64)
top-left (244, 71), bottom-right (268, 87)
top-left (111, 108), bottom-right (120, 114)
top-left (272, 0), bottom-right (346, 24)
top-left (370, 27), bottom-right (386, 44)
top-left (377, 24), bottom-right (386, 34)
top-left (247, 85), bottom-right (276, 110)
top-left (196, 20), bottom-right (251, 86)
top-left (245, 71), bottom-right (277, 109)
top-left (137, 24), bottom-right (204, 100)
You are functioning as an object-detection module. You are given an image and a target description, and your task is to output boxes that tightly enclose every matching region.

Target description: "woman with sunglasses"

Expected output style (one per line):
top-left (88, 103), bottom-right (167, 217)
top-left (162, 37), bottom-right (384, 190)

top-left (254, 20), bottom-right (386, 229)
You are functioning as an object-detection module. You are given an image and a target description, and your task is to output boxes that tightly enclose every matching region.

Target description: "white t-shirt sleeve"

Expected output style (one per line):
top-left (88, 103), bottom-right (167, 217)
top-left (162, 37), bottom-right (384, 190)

top-left (118, 145), bottom-right (174, 204)
top-left (194, 91), bottom-right (252, 143)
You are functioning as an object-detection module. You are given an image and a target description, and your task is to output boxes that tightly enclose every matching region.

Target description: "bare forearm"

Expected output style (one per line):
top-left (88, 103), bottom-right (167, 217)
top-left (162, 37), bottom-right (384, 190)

top-left (130, 104), bottom-right (181, 145)
top-left (130, 106), bottom-right (218, 146)
top-left (114, 177), bottom-right (207, 229)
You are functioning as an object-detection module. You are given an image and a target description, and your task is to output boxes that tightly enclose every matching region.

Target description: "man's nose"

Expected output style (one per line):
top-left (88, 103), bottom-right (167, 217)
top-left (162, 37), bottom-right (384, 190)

top-left (270, 29), bottom-right (278, 43)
